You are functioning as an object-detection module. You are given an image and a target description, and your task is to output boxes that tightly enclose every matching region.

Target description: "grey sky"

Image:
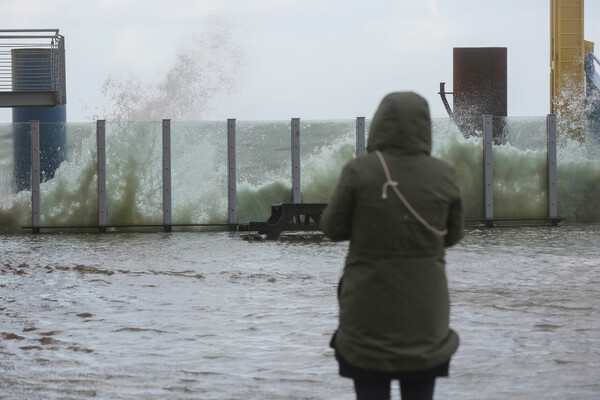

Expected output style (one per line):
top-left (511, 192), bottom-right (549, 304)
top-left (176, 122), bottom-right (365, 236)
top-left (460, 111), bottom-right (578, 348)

top-left (1, 0), bottom-right (599, 122)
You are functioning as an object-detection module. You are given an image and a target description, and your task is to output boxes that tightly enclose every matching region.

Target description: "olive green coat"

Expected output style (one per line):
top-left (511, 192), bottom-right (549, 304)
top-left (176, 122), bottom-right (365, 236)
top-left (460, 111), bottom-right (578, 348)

top-left (321, 92), bottom-right (463, 372)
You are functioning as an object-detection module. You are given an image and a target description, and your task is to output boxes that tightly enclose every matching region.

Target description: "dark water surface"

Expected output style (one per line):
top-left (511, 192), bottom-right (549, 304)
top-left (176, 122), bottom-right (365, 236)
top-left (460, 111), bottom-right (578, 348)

top-left (1, 226), bottom-right (599, 399)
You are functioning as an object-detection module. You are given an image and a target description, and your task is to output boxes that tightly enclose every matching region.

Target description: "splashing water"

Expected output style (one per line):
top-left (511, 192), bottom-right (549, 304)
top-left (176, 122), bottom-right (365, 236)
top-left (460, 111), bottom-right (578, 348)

top-left (551, 52), bottom-right (589, 145)
top-left (0, 24), bottom-right (599, 232)
top-left (96, 19), bottom-right (245, 121)
top-left (1, 116), bottom-right (599, 233)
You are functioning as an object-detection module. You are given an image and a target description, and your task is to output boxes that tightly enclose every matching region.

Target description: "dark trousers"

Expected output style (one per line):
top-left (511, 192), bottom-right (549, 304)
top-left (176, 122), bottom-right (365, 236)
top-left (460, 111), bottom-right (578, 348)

top-left (353, 377), bottom-right (436, 400)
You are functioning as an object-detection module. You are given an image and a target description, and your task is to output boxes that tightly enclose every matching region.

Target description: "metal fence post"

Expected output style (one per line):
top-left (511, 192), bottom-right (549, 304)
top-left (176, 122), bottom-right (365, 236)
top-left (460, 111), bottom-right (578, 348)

top-left (162, 119), bottom-right (172, 232)
top-left (291, 118), bottom-right (301, 203)
top-left (97, 120), bottom-right (106, 232)
top-left (483, 115), bottom-right (494, 227)
top-left (227, 119), bottom-right (237, 230)
top-left (547, 114), bottom-right (558, 225)
top-left (30, 120), bottom-right (40, 233)
top-left (356, 117), bottom-right (366, 156)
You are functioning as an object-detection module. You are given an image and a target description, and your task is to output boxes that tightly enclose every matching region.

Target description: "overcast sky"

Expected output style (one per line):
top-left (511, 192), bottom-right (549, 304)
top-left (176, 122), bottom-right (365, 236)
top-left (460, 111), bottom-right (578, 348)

top-left (1, 0), bottom-right (599, 122)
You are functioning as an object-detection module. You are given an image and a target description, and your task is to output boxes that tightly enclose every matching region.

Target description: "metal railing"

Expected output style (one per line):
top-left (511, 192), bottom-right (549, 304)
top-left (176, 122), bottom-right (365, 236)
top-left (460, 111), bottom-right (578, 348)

top-left (590, 51), bottom-right (600, 67)
top-left (20, 117), bottom-right (561, 233)
top-left (0, 29), bottom-right (66, 106)
top-left (23, 118), bottom-right (367, 233)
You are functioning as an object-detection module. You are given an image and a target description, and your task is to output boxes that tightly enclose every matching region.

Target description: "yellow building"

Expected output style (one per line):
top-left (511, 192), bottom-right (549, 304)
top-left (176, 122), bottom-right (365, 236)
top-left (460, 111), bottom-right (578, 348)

top-left (550, 0), bottom-right (600, 141)
top-left (550, 0), bottom-right (585, 114)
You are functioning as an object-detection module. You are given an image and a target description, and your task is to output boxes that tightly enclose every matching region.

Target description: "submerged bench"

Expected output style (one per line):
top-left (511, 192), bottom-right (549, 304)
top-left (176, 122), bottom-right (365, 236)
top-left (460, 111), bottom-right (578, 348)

top-left (239, 203), bottom-right (327, 240)
top-left (238, 203), bottom-right (564, 240)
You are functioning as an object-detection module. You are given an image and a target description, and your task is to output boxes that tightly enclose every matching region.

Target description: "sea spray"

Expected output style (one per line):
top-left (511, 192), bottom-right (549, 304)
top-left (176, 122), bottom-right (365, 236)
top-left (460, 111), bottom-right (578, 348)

top-left (433, 117), bottom-right (600, 222)
top-left (170, 121), bottom-right (229, 224)
top-left (97, 19), bottom-right (245, 121)
top-left (0, 124), bottom-right (14, 200)
top-left (557, 157), bottom-right (600, 221)
top-left (301, 140), bottom-right (356, 204)
top-left (105, 122), bottom-right (163, 225)
top-left (235, 120), bottom-right (357, 222)
top-left (1, 118), bottom-right (599, 232)
top-left (0, 190), bottom-right (30, 232)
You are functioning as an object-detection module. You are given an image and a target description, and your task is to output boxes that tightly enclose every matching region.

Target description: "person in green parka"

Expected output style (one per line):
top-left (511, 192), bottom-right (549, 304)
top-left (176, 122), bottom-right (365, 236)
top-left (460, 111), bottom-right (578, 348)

top-left (321, 92), bottom-right (463, 400)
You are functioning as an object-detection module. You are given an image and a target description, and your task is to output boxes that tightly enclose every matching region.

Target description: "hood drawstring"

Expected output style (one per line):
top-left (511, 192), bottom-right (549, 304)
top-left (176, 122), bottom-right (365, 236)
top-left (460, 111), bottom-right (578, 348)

top-left (375, 150), bottom-right (448, 236)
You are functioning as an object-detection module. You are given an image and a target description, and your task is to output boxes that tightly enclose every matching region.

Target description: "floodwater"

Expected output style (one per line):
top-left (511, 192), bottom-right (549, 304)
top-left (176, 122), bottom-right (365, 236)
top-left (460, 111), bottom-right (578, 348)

top-left (1, 225), bottom-right (599, 399)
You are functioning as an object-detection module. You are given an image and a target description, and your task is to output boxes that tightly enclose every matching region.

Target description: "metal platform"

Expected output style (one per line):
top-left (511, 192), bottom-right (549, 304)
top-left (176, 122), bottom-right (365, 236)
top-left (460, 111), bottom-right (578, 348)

top-left (0, 90), bottom-right (61, 107)
top-left (0, 29), bottom-right (66, 107)
top-left (239, 203), bottom-right (327, 240)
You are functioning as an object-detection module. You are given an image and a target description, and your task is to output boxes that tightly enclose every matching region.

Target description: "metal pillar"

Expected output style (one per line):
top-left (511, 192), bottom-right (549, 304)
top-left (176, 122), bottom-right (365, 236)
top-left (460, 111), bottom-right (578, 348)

top-left (227, 119), bottom-right (237, 229)
top-left (30, 120), bottom-right (40, 233)
top-left (12, 48), bottom-right (67, 191)
top-left (97, 120), bottom-right (106, 232)
top-left (291, 118), bottom-right (301, 203)
top-left (453, 47), bottom-right (507, 144)
top-left (547, 114), bottom-right (558, 225)
top-left (162, 119), bottom-right (172, 232)
top-left (356, 117), bottom-right (366, 156)
top-left (483, 115), bottom-right (494, 226)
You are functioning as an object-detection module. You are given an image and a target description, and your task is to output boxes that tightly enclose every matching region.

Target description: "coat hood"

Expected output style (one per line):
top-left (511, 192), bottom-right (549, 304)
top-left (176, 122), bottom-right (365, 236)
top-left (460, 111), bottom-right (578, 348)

top-left (366, 92), bottom-right (432, 155)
